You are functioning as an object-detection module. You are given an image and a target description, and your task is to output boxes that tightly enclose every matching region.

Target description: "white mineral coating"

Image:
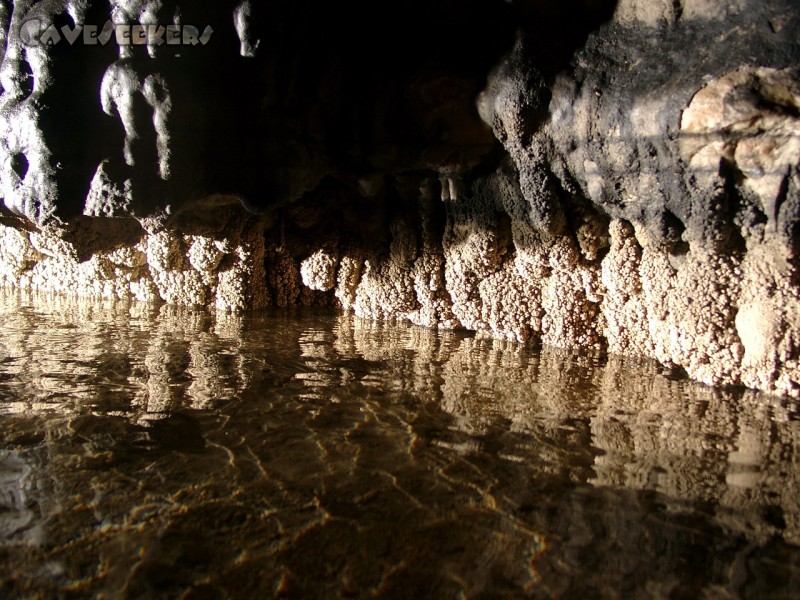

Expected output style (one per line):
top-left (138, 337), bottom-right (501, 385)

top-left (334, 256), bottom-right (362, 313)
top-left (0, 213), bottom-right (268, 310)
top-left (84, 162), bottom-right (134, 217)
top-left (0, 0), bottom-right (798, 397)
top-left (0, 226), bottom-right (40, 285)
top-left (0, 63), bottom-right (57, 223)
top-left (233, 0), bottom-right (260, 58)
top-left (300, 249), bottom-right (338, 292)
top-left (613, 0), bottom-right (747, 27)
top-left (215, 225), bottom-right (269, 312)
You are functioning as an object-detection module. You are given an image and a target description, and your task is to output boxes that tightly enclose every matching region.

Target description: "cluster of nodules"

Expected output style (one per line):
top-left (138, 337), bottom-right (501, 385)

top-left (0, 0), bottom-right (799, 396)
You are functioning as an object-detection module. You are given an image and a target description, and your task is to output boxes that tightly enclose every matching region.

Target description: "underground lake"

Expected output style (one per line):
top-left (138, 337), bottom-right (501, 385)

top-left (0, 291), bottom-right (798, 598)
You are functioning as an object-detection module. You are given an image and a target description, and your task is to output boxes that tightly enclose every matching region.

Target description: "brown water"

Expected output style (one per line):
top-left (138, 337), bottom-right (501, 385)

top-left (0, 290), bottom-right (798, 599)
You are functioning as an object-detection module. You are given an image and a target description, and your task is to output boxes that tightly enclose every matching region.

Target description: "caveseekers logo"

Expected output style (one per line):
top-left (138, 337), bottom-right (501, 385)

top-left (19, 19), bottom-right (214, 48)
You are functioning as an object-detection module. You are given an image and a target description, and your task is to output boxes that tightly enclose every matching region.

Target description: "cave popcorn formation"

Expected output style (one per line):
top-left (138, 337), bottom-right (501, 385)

top-left (0, 0), bottom-right (799, 396)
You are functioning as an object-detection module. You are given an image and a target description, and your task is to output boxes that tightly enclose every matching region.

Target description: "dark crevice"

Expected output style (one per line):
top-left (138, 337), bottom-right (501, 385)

top-left (661, 363), bottom-right (689, 381)
top-left (593, 240), bottom-right (612, 263)
top-left (510, 0), bottom-right (619, 78)
top-left (10, 153), bottom-right (28, 181)
top-left (783, 174), bottom-right (800, 270)
top-left (671, 0), bottom-right (683, 22)
top-left (496, 209), bottom-right (516, 258)
top-left (720, 159), bottom-right (765, 254)
top-left (17, 57), bottom-right (34, 99)
top-left (773, 168), bottom-right (791, 227)
top-left (664, 209), bottom-right (689, 257)
top-left (426, 179), bottom-right (448, 248)
top-left (465, 143), bottom-right (509, 182)
top-left (755, 95), bottom-right (800, 120)
top-left (127, 92), bottom-right (162, 177)
top-left (62, 216), bottom-right (145, 263)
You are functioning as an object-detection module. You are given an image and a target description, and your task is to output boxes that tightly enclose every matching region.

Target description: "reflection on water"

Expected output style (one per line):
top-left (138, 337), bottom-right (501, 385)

top-left (0, 290), bottom-right (798, 598)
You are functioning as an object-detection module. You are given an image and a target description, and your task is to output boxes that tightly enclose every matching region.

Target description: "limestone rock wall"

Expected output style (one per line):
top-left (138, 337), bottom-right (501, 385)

top-left (0, 211), bottom-right (267, 311)
top-left (0, 0), bottom-right (799, 396)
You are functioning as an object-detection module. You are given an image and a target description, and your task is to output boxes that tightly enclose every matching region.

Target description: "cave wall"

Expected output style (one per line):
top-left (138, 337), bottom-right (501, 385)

top-left (0, 0), bottom-right (799, 396)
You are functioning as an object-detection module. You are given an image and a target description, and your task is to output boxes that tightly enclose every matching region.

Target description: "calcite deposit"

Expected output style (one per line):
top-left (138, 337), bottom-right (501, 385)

top-left (0, 0), bottom-right (799, 395)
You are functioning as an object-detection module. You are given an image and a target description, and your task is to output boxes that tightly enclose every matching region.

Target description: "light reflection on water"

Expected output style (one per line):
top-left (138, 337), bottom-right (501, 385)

top-left (0, 290), bottom-right (798, 598)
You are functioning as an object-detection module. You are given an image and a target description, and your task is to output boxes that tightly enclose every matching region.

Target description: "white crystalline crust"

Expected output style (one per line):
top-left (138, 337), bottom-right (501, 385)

top-left (1, 166), bottom-right (798, 400)
top-left (0, 219), bottom-right (267, 313)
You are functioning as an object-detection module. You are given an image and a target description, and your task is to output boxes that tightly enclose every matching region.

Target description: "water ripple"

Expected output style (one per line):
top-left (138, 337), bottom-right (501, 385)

top-left (0, 290), bottom-right (797, 598)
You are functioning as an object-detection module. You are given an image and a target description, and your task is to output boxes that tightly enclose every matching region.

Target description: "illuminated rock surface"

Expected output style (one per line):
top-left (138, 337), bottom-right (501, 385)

top-left (0, 1), bottom-right (799, 394)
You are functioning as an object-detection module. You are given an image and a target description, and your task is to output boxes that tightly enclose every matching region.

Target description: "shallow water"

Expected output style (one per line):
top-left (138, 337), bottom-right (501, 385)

top-left (0, 291), bottom-right (798, 599)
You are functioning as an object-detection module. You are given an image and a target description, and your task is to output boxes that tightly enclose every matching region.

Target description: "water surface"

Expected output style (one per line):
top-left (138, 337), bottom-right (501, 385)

top-left (0, 291), bottom-right (798, 598)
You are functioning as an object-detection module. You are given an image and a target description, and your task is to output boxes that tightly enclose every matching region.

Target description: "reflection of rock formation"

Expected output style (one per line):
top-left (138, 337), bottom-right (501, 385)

top-left (0, 292), bottom-right (797, 543)
top-left (0, 293), bottom-right (798, 596)
top-left (334, 315), bottom-right (800, 546)
top-left (0, 452), bottom-right (42, 544)
top-left (0, 289), bottom-right (254, 416)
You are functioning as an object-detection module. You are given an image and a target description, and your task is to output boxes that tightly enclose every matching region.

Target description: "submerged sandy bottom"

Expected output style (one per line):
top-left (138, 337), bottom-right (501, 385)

top-left (0, 291), bottom-right (798, 598)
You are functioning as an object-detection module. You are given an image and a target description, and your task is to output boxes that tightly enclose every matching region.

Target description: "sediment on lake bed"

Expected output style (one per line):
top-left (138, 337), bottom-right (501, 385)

top-left (0, 0), bottom-right (799, 396)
